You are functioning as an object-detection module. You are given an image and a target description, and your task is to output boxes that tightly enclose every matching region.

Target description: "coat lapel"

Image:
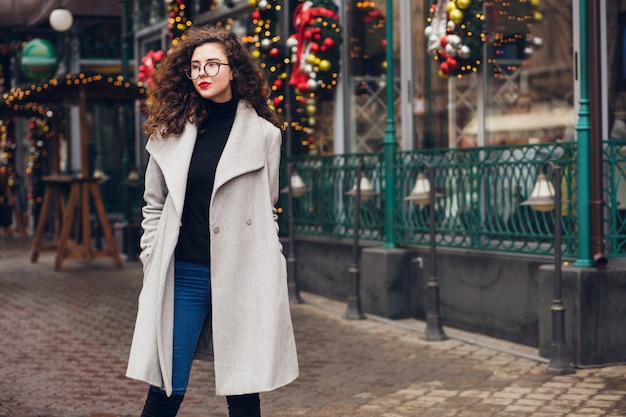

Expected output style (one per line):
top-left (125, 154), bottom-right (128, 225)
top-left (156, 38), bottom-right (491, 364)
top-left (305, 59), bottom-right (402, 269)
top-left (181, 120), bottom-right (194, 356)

top-left (146, 123), bottom-right (198, 216)
top-left (213, 101), bottom-right (266, 194)
top-left (145, 101), bottom-right (267, 213)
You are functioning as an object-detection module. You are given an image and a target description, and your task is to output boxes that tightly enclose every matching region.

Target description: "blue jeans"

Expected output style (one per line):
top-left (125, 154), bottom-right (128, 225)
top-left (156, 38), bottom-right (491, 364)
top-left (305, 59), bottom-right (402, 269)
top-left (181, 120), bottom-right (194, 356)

top-left (146, 261), bottom-right (261, 415)
top-left (151, 260), bottom-right (211, 396)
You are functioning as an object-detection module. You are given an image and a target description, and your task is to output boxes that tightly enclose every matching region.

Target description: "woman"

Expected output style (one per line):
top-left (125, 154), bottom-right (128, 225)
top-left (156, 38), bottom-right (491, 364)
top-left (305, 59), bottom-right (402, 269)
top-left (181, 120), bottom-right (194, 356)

top-left (126, 25), bottom-right (299, 417)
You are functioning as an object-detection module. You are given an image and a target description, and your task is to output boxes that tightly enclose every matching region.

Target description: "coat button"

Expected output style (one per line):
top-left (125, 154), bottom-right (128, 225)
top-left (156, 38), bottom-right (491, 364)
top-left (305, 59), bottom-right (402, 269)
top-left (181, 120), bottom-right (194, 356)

top-left (246, 218), bottom-right (252, 225)
top-left (213, 226), bottom-right (220, 234)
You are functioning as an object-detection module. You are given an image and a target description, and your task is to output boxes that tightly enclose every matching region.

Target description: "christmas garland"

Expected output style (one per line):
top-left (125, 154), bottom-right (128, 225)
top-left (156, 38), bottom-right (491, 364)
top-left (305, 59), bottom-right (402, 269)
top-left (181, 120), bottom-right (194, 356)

top-left (167, 0), bottom-right (191, 48)
top-left (288, 0), bottom-right (342, 96)
top-left (0, 120), bottom-right (15, 185)
top-left (247, 0), bottom-right (289, 115)
top-left (26, 117), bottom-right (53, 213)
top-left (425, 0), bottom-right (485, 79)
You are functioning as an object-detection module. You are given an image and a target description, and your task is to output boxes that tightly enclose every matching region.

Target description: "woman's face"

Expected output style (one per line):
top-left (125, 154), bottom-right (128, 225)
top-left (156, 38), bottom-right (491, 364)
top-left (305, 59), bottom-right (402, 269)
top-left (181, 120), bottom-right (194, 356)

top-left (189, 42), bottom-right (233, 103)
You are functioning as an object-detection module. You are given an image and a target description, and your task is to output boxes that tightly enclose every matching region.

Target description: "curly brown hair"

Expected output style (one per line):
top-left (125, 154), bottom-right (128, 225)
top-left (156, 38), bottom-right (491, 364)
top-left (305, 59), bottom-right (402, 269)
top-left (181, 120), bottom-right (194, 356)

top-left (144, 25), bottom-right (281, 138)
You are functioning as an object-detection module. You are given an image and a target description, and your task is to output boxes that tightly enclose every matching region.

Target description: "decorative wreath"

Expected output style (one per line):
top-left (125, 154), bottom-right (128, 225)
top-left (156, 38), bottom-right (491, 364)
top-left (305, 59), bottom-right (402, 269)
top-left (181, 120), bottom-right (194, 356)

top-left (425, 0), bottom-right (485, 79)
top-left (287, 0), bottom-right (342, 96)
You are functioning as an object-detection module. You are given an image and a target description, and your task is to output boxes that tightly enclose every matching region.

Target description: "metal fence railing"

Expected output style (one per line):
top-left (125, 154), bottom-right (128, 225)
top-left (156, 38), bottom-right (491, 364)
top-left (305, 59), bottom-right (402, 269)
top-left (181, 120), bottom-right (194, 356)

top-left (279, 141), bottom-right (626, 259)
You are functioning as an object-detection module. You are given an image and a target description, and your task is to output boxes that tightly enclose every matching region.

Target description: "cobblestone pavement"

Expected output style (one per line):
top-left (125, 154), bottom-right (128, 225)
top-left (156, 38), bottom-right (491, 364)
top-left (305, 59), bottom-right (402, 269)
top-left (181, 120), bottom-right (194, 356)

top-left (0, 236), bottom-right (625, 417)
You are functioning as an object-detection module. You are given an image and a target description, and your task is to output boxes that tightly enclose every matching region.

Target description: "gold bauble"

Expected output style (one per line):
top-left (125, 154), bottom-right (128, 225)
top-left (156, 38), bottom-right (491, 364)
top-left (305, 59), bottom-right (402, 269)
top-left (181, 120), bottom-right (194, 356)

top-left (449, 9), bottom-right (464, 24)
top-left (319, 60), bottom-right (331, 71)
top-left (456, 0), bottom-right (471, 10)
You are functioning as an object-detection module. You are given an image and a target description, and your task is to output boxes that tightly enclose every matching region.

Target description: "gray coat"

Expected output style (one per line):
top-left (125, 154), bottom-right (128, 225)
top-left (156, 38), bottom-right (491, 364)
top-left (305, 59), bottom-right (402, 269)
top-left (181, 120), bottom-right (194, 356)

top-left (126, 101), bottom-right (299, 396)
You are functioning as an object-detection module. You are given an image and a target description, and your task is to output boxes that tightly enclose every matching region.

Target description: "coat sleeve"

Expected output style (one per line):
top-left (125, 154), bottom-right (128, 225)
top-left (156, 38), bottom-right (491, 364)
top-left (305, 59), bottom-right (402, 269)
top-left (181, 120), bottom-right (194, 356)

top-left (266, 124), bottom-right (283, 232)
top-left (139, 154), bottom-right (168, 265)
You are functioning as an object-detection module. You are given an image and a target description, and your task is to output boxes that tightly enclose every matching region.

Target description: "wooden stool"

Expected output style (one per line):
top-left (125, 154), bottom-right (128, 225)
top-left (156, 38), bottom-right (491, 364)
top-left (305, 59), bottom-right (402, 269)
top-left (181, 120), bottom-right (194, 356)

top-left (30, 175), bottom-right (122, 271)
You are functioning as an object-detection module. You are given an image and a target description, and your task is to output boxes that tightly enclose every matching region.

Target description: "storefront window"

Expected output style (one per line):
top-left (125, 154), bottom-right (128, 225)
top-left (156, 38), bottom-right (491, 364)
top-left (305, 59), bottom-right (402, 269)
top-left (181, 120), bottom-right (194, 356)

top-left (346, 1), bottom-right (394, 153)
top-left (419, 0), bottom-right (574, 148)
top-left (136, 0), bottom-right (168, 30)
top-left (480, 0), bottom-right (574, 146)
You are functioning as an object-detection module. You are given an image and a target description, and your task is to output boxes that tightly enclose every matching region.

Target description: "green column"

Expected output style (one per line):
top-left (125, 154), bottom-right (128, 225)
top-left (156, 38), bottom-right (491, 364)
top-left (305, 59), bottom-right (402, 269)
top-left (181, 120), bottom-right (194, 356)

top-left (383, 0), bottom-right (397, 248)
top-left (574, 0), bottom-right (592, 266)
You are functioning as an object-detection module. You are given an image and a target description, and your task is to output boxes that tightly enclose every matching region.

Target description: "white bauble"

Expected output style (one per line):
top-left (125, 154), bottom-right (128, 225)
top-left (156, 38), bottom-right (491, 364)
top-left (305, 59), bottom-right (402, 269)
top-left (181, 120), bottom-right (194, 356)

top-left (458, 45), bottom-right (471, 59)
top-left (424, 26), bottom-right (433, 37)
top-left (260, 38), bottom-right (271, 48)
top-left (447, 34), bottom-right (461, 48)
top-left (307, 79), bottom-right (318, 90)
top-left (286, 37), bottom-right (298, 48)
top-left (428, 34), bottom-right (441, 49)
top-left (445, 44), bottom-right (457, 56)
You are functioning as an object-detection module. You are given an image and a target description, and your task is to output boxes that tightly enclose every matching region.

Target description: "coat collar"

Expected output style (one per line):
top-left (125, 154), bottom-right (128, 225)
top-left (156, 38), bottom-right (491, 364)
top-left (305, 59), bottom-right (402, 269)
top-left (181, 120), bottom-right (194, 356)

top-left (146, 100), bottom-right (267, 215)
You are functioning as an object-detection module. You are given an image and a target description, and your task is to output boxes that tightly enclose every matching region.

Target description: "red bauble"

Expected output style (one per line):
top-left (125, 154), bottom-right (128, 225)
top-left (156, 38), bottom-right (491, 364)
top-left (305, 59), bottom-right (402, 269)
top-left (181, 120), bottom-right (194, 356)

top-left (440, 62), bottom-right (450, 74)
top-left (269, 48), bottom-right (280, 58)
top-left (309, 43), bottom-right (319, 53)
top-left (446, 57), bottom-right (459, 70)
top-left (440, 35), bottom-right (448, 47)
top-left (252, 11), bottom-right (261, 20)
top-left (323, 38), bottom-right (335, 48)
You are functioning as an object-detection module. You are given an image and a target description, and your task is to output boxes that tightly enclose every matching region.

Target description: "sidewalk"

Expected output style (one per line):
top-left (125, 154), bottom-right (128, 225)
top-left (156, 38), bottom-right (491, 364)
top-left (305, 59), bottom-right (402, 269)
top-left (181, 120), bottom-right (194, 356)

top-left (0, 236), bottom-right (625, 417)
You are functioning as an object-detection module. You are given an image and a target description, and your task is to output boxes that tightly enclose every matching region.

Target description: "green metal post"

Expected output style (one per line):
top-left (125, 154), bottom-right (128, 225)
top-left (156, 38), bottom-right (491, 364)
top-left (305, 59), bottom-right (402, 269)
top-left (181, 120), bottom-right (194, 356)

top-left (383, 0), bottom-right (397, 248)
top-left (574, 0), bottom-right (593, 266)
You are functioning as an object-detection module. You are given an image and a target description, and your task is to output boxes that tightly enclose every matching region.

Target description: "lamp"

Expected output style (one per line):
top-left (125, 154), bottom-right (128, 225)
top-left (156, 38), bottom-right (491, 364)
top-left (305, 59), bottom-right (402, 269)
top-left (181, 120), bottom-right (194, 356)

top-left (522, 162), bottom-right (574, 375)
top-left (346, 174), bottom-right (378, 202)
top-left (405, 163), bottom-right (447, 341)
top-left (404, 171), bottom-right (444, 205)
top-left (284, 170), bottom-right (311, 198)
top-left (49, 8), bottom-right (73, 32)
top-left (344, 161), bottom-right (379, 319)
top-left (522, 173), bottom-right (556, 212)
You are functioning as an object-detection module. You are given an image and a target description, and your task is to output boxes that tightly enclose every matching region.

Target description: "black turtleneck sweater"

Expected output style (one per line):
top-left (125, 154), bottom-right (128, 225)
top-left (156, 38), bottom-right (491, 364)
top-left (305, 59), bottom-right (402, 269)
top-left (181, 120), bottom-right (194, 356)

top-left (175, 98), bottom-right (238, 265)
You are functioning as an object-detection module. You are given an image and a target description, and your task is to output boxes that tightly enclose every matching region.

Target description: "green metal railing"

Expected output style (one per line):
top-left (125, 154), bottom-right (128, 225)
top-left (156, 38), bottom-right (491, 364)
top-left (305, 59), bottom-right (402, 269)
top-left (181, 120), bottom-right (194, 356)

top-left (280, 140), bottom-right (626, 259)
top-left (603, 140), bottom-right (626, 255)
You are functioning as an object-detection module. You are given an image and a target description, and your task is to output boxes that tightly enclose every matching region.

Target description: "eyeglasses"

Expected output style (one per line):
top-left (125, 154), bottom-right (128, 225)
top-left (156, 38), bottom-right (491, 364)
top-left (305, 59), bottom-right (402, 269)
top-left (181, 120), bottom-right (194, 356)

top-left (184, 62), bottom-right (229, 80)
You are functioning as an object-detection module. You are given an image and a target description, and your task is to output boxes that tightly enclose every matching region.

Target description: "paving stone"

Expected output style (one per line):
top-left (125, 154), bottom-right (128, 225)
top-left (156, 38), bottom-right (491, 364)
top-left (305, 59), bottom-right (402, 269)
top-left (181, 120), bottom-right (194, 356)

top-left (1, 237), bottom-right (625, 417)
